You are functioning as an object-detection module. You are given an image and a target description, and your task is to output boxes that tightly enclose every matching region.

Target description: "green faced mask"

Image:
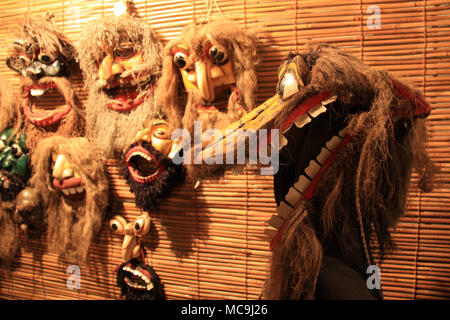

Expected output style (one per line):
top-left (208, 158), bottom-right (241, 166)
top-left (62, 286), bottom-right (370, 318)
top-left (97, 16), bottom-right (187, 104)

top-left (0, 128), bottom-right (31, 201)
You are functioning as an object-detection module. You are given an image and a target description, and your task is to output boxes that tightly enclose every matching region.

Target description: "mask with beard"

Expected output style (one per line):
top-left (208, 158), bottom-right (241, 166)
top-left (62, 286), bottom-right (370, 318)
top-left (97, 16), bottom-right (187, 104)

top-left (27, 135), bottom-right (108, 263)
top-left (78, 14), bottom-right (162, 158)
top-left (122, 118), bottom-right (185, 212)
top-left (109, 213), bottom-right (165, 300)
top-left (156, 17), bottom-right (259, 135)
top-left (5, 14), bottom-right (84, 151)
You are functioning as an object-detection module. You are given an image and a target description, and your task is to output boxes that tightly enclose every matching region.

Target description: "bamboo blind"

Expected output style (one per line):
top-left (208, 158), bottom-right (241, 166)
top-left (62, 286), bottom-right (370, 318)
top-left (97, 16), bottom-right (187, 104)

top-left (0, 0), bottom-right (448, 300)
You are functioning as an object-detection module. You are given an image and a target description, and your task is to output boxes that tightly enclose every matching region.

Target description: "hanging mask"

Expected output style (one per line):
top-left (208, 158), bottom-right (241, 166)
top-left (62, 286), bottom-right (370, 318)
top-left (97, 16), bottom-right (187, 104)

top-left (27, 136), bottom-right (108, 263)
top-left (13, 187), bottom-right (43, 237)
top-left (0, 128), bottom-right (30, 201)
top-left (157, 17), bottom-right (259, 134)
top-left (122, 118), bottom-right (185, 212)
top-left (78, 15), bottom-right (163, 158)
top-left (109, 212), bottom-right (165, 300)
top-left (5, 14), bottom-right (83, 150)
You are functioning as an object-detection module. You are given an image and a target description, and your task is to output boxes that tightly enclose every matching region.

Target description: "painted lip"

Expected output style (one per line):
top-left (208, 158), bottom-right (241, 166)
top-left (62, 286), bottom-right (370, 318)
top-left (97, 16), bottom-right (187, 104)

top-left (52, 177), bottom-right (86, 201)
top-left (22, 82), bottom-right (72, 127)
top-left (121, 263), bottom-right (154, 291)
top-left (125, 145), bottom-right (165, 184)
top-left (102, 73), bottom-right (154, 112)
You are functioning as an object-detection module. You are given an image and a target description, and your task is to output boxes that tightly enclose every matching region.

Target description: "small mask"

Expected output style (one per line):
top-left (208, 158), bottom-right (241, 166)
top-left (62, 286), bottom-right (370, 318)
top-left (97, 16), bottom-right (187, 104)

top-left (13, 187), bottom-right (43, 237)
top-left (0, 128), bottom-right (30, 201)
top-left (122, 119), bottom-right (185, 212)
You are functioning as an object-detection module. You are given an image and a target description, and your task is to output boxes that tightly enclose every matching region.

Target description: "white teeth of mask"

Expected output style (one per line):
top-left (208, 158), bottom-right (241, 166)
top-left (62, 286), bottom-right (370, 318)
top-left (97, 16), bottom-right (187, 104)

top-left (31, 88), bottom-right (45, 96)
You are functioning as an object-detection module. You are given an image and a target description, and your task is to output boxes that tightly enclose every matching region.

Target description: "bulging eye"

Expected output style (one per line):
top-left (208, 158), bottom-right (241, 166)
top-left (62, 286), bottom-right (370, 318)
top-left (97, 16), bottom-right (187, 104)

top-left (38, 53), bottom-right (52, 64)
top-left (109, 215), bottom-right (127, 234)
top-left (134, 214), bottom-right (151, 236)
top-left (11, 144), bottom-right (23, 158)
top-left (173, 52), bottom-right (188, 69)
top-left (153, 127), bottom-right (170, 140)
top-left (209, 46), bottom-right (227, 65)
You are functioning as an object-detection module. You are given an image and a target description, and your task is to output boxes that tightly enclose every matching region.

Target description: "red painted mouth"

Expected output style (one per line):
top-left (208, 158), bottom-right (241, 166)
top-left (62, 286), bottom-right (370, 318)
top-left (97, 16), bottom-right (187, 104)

top-left (122, 263), bottom-right (153, 291)
top-left (125, 145), bottom-right (165, 184)
top-left (52, 177), bottom-right (86, 201)
top-left (102, 73), bottom-right (155, 112)
top-left (22, 83), bottom-right (72, 127)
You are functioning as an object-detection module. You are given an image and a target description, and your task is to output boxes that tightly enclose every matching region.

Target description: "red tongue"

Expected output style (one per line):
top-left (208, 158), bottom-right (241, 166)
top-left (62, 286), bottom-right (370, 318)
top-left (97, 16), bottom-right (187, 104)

top-left (114, 90), bottom-right (139, 102)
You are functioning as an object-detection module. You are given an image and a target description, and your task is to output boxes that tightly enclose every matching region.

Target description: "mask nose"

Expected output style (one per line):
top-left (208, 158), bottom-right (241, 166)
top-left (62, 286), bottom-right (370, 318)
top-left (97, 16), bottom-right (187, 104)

top-left (52, 154), bottom-right (74, 181)
top-left (25, 62), bottom-right (45, 81)
top-left (99, 53), bottom-right (124, 83)
top-left (122, 223), bottom-right (140, 262)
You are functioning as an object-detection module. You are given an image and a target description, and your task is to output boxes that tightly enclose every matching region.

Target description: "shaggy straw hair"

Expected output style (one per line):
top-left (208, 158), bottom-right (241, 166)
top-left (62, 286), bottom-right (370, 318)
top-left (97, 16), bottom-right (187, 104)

top-left (28, 136), bottom-right (108, 264)
top-left (77, 15), bottom-right (162, 158)
top-left (156, 17), bottom-right (259, 134)
top-left (9, 14), bottom-right (84, 151)
top-left (263, 44), bottom-right (436, 299)
top-left (0, 202), bottom-right (19, 268)
top-left (0, 74), bottom-right (18, 133)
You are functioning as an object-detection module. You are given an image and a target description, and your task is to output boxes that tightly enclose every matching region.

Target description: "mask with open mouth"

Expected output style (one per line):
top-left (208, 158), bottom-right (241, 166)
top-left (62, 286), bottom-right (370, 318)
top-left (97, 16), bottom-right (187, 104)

top-left (199, 44), bottom-right (436, 299)
top-left (78, 14), bottom-right (162, 158)
top-left (116, 259), bottom-right (165, 300)
top-left (5, 14), bottom-right (84, 151)
top-left (156, 17), bottom-right (259, 135)
top-left (27, 135), bottom-right (108, 263)
top-left (122, 118), bottom-right (185, 212)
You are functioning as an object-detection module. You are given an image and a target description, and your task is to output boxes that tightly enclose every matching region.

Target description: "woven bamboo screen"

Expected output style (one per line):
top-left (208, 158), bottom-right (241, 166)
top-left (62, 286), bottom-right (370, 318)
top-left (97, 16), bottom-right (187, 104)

top-left (0, 0), bottom-right (448, 300)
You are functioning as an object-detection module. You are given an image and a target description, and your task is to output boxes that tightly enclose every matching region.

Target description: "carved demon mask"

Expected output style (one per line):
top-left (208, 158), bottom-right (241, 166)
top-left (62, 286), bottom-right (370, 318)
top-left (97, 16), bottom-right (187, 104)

top-left (156, 18), bottom-right (259, 134)
top-left (27, 136), bottom-right (108, 263)
top-left (109, 213), bottom-right (165, 300)
top-left (5, 14), bottom-right (84, 150)
top-left (201, 44), bottom-right (435, 299)
top-left (78, 15), bottom-right (162, 158)
top-left (122, 118), bottom-right (185, 212)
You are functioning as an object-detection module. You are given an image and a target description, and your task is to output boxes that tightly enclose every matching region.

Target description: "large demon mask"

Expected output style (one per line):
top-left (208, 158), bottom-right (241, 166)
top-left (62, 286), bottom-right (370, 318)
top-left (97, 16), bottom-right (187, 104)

top-left (5, 14), bottom-right (84, 151)
top-left (122, 117), bottom-right (185, 212)
top-left (78, 15), bottom-right (162, 158)
top-left (109, 213), bottom-right (165, 300)
top-left (27, 136), bottom-right (108, 263)
top-left (156, 18), bottom-right (259, 134)
top-left (201, 44), bottom-right (435, 299)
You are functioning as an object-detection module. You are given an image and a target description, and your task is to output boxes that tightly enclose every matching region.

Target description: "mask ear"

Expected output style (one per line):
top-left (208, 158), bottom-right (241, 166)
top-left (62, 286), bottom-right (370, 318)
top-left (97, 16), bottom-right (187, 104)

top-left (61, 43), bottom-right (75, 61)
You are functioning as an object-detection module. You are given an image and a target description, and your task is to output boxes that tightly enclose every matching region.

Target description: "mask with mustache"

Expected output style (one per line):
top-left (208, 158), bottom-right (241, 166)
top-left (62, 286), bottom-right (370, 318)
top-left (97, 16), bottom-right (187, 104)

top-left (78, 14), bottom-right (162, 158)
top-left (5, 14), bottom-right (84, 151)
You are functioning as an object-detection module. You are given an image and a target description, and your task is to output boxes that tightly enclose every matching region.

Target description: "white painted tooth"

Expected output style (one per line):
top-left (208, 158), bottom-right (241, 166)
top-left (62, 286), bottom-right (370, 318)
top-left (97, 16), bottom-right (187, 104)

top-left (308, 103), bottom-right (327, 118)
top-left (276, 201), bottom-right (293, 220)
top-left (279, 133), bottom-right (288, 150)
top-left (267, 214), bottom-right (284, 229)
top-left (321, 95), bottom-right (337, 105)
top-left (284, 186), bottom-right (303, 209)
top-left (69, 188), bottom-right (76, 195)
top-left (30, 88), bottom-right (45, 96)
top-left (142, 276), bottom-right (150, 284)
top-left (133, 270), bottom-right (139, 276)
top-left (146, 283), bottom-right (154, 291)
top-left (305, 160), bottom-right (321, 180)
top-left (76, 187), bottom-right (83, 193)
top-left (294, 114), bottom-right (311, 129)
top-left (316, 147), bottom-right (332, 165)
top-left (62, 189), bottom-right (70, 195)
top-left (293, 175), bottom-right (311, 194)
top-left (325, 136), bottom-right (342, 151)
